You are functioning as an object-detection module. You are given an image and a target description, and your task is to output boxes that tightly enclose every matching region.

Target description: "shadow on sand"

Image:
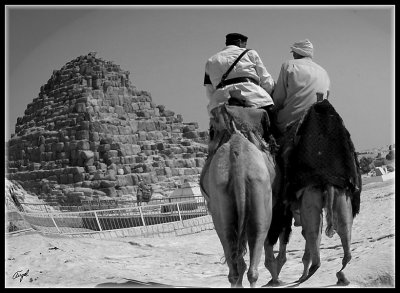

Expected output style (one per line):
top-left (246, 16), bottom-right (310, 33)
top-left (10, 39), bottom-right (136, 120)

top-left (96, 278), bottom-right (175, 288)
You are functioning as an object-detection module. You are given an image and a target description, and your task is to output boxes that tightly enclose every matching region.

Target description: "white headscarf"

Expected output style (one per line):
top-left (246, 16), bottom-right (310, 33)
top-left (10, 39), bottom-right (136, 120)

top-left (290, 39), bottom-right (314, 58)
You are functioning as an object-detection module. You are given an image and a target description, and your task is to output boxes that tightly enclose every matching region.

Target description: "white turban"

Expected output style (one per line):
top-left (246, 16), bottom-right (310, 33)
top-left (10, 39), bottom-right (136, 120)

top-left (290, 39), bottom-right (314, 58)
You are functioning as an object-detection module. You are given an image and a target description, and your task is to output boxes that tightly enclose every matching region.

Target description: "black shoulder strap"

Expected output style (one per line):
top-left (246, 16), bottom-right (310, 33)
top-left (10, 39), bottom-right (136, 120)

top-left (216, 49), bottom-right (251, 89)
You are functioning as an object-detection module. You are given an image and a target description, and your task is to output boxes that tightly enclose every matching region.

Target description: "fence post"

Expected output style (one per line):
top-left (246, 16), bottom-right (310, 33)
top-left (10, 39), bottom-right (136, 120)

top-left (94, 211), bottom-right (103, 231)
top-left (139, 206), bottom-right (146, 226)
top-left (50, 215), bottom-right (61, 233)
top-left (176, 203), bottom-right (183, 223)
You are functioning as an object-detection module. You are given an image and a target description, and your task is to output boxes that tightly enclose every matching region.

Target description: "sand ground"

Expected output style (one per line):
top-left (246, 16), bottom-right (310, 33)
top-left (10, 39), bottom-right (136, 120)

top-left (5, 179), bottom-right (395, 288)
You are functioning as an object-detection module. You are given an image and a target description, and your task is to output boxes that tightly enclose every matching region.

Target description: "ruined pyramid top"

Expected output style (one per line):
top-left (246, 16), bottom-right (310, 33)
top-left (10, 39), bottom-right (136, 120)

top-left (11, 51), bottom-right (182, 138)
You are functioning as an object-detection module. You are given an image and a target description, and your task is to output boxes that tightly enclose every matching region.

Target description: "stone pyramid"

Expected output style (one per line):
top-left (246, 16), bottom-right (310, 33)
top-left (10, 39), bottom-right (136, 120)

top-left (6, 52), bottom-right (208, 204)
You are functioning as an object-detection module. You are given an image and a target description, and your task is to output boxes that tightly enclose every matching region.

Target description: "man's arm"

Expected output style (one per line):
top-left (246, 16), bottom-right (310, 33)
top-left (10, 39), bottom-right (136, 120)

top-left (326, 73), bottom-right (331, 98)
top-left (250, 50), bottom-right (275, 95)
top-left (205, 84), bottom-right (215, 100)
top-left (272, 63), bottom-right (288, 110)
top-left (204, 71), bottom-right (215, 101)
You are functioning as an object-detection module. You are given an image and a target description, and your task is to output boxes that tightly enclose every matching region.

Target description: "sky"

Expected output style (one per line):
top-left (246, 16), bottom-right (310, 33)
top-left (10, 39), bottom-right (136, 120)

top-left (5, 5), bottom-right (395, 151)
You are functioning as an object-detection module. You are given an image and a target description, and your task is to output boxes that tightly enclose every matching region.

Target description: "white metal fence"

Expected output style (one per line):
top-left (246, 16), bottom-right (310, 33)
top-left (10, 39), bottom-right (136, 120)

top-left (6, 211), bottom-right (32, 232)
top-left (17, 197), bottom-right (209, 236)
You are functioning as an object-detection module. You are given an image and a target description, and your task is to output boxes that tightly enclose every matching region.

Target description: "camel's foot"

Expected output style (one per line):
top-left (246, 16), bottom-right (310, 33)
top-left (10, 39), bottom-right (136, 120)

top-left (229, 278), bottom-right (244, 288)
top-left (231, 283), bottom-right (244, 288)
top-left (336, 271), bottom-right (350, 286)
top-left (297, 273), bottom-right (308, 283)
top-left (262, 278), bottom-right (284, 287)
top-left (308, 263), bottom-right (321, 278)
top-left (325, 226), bottom-right (335, 238)
top-left (297, 263), bottom-right (320, 283)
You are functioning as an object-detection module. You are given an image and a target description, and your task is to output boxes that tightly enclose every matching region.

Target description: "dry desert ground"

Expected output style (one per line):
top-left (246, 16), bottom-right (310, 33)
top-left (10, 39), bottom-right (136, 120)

top-left (5, 178), bottom-right (395, 288)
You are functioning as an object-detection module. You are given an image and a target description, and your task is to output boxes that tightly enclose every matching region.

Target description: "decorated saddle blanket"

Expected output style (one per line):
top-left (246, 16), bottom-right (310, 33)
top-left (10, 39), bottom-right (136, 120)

top-left (208, 104), bottom-right (273, 156)
top-left (224, 104), bottom-right (270, 136)
top-left (284, 99), bottom-right (361, 216)
top-left (200, 104), bottom-right (276, 198)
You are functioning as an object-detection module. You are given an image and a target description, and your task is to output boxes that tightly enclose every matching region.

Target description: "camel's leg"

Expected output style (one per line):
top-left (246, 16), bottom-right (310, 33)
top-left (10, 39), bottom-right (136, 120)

top-left (246, 190), bottom-right (272, 288)
top-left (226, 235), bottom-right (247, 288)
top-left (235, 257), bottom-right (247, 287)
top-left (264, 241), bottom-right (279, 286)
top-left (210, 187), bottom-right (248, 288)
top-left (334, 189), bottom-right (353, 285)
top-left (298, 231), bottom-right (311, 282)
top-left (298, 187), bottom-right (323, 283)
top-left (276, 232), bottom-right (288, 276)
top-left (247, 229), bottom-right (269, 287)
top-left (224, 230), bottom-right (248, 288)
top-left (226, 258), bottom-right (245, 288)
top-left (325, 186), bottom-right (336, 238)
top-left (263, 201), bottom-right (291, 286)
top-left (264, 232), bottom-right (287, 286)
top-left (214, 221), bottom-right (244, 288)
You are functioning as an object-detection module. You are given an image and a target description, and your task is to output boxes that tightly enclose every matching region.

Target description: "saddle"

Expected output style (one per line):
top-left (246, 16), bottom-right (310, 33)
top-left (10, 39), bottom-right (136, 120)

top-left (200, 101), bottom-right (278, 199)
top-left (208, 101), bottom-right (275, 156)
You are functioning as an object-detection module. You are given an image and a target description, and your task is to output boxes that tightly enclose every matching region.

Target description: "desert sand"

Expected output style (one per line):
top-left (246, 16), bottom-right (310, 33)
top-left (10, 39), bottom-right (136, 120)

top-left (5, 178), bottom-right (394, 288)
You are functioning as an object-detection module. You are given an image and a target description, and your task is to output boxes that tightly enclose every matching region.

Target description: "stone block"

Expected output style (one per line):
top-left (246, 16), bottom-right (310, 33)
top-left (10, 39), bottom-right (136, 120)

top-left (77, 140), bottom-right (90, 150)
top-left (78, 121), bottom-right (90, 130)
top-left (183, 125), bottom-right (196, 133)
top-left (138, 131), bottom-right (147, 141)
top-left (195, 158), bottom-right (206, 167)
top-left (98, 144), bottom-right (111, 153)
top-left (183, 131), bottom-right (199, 139)
top-left (115, 105), bottom-right (124, 115)
top-left (73, 172), bottom-right (85, 183)
top-left (99, 187), bottom-right (117, 197)
top-left (80, 150), bottom-right (94, 160)
top-left (75, 103), bottom-right (86, 112)
top-left (68, 173), bottom-right (74, 184)
top-left (164, 167), bottom-right (172, 178)
top-left (74, 187), bottom-right (94, 197)
top-left (93, 189), bottom-right (107, 197)
top-left (60, 173), bottom-right (69, 184)
top-left (56, 152), bottom-right (68, 160)
top-left (104, 169), bottom-right (117, 180)
top-left (90, 131), bottom-right (99, 141)
top-left (93, 170), bottom-right (105, 180)
top-left (76, 130), bottom-right (90, 140)
top-left (163, 109), bottom-right (175, 117)
top-left (117, 126), bottom-right (129, 135)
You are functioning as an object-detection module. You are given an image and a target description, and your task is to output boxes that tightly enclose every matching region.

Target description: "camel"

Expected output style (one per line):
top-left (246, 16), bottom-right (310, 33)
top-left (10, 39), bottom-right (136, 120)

top-left (200, 104), bottom-right (281, 287)
top-left (277, 99), bottom-right (362, 286)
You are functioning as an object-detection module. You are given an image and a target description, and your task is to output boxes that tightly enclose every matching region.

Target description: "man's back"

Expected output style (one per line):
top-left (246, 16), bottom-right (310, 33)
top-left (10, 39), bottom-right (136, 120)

top-left (273, 57), bottom-right (330, 133)
top-left (206, 46), bottom-right (263, 87)
top-left (204, 33), bottom-right (275, 116)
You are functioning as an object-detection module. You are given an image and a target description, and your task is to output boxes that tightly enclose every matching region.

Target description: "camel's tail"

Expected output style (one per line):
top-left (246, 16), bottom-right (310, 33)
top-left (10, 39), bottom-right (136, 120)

top-left (229, 130), bottom-right (248, 262)
top-left (325, 185), bottom-right (335, 238)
